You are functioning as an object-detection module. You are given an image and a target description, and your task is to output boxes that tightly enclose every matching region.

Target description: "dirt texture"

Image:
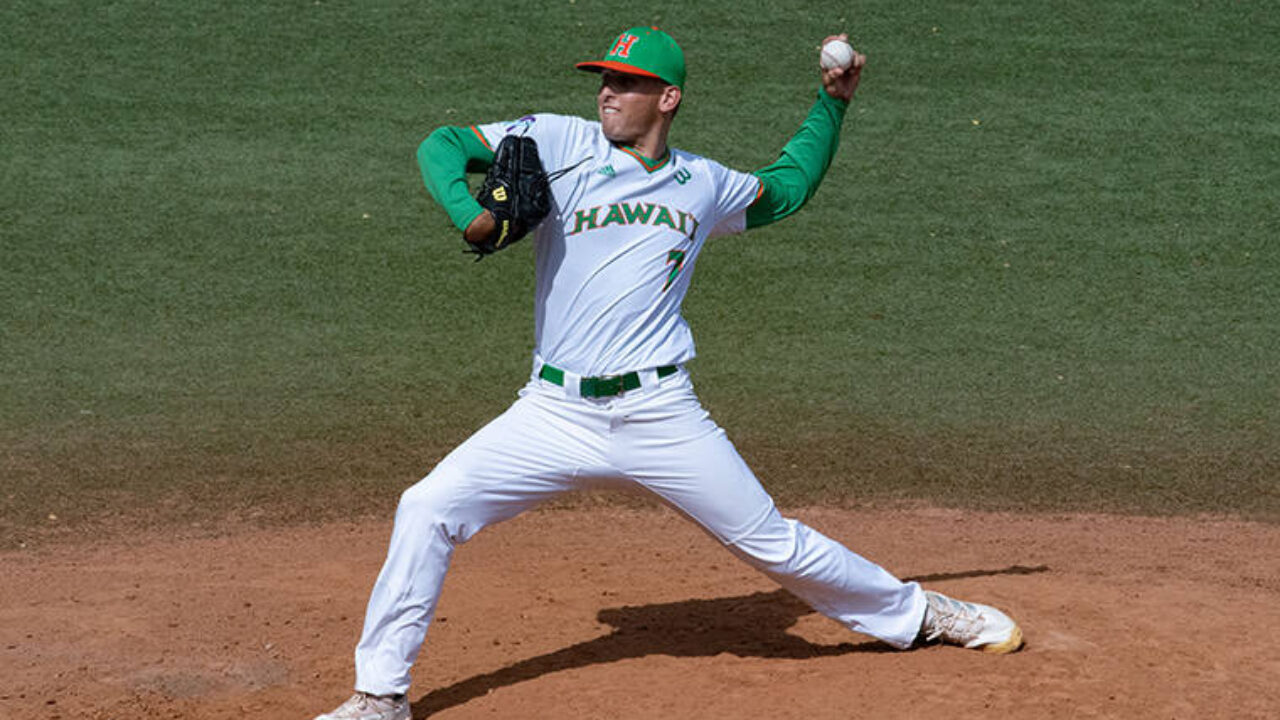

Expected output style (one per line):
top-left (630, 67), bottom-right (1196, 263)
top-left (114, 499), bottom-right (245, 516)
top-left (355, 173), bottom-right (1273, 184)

top-left (2, 506), bottom-right (1278, 719)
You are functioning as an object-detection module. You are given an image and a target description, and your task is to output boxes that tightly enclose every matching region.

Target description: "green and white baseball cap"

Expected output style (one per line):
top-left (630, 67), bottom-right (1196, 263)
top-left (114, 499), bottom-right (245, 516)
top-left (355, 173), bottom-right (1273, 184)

top-left (575, 26), bottom-right (686, 89)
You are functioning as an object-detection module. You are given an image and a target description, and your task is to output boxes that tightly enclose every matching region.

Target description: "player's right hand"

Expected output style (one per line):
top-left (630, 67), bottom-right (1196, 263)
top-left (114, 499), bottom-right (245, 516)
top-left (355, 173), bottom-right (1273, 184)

top-left (464, 209), bottom-right (498, 246)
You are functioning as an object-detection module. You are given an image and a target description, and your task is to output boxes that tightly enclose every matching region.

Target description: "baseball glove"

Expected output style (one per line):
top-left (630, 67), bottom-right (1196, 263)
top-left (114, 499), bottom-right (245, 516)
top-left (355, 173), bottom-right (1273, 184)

top-left (468, 135), bottom-right (552, 257)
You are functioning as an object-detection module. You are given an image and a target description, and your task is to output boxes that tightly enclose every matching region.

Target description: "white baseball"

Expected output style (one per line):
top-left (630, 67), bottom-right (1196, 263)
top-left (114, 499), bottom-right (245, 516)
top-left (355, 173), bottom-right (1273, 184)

top-left (819, 39), bottom-right (855, 70)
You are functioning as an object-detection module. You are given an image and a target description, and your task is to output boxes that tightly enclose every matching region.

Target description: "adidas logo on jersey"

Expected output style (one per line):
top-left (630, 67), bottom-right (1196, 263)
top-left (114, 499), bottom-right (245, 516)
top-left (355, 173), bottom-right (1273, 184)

top-left (597, 164), bottom-right (616, 178)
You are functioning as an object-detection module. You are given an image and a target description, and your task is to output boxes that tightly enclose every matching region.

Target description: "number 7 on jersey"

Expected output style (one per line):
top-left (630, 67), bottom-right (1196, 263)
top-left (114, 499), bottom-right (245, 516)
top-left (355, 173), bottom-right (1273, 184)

top-left (663, 249), bottom-right (687, 292)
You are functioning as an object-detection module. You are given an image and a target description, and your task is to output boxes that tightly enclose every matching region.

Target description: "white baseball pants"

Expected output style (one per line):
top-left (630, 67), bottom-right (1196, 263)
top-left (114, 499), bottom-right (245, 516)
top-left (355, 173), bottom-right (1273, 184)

top-left (353, 367), bottom-right (926, 695)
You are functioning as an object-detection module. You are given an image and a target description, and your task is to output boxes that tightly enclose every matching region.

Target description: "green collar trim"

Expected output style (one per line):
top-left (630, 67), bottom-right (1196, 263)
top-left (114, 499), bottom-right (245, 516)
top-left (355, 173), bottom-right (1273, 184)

top-left (617, 144), bottom-right (671, 173)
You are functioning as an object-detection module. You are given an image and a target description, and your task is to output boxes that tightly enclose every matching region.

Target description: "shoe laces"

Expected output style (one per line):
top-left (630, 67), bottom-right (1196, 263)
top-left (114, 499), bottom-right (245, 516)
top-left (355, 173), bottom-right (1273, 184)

top-left (924, 593), bottom-right (986, 643)
top-left (348, 692), bottom-right (401, 712)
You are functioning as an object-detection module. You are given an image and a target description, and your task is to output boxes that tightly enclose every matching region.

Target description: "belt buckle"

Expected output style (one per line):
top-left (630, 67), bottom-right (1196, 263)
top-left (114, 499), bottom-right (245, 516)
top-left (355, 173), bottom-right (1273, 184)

top-left (581, 373), bottom-right (625, 398)
top-left (598, 374), bottom-right (624, 397)
top-left (580, 370), bottom-right (644, 398)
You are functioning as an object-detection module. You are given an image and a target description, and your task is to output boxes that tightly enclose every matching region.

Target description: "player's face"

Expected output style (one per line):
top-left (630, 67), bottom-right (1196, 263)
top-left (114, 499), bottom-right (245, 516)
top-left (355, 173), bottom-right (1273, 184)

top-left (597, 70), bottom-right (669, 146)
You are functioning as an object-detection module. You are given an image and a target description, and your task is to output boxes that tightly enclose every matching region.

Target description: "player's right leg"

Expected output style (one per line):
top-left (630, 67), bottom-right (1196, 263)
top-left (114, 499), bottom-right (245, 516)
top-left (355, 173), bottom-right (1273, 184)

top-left (334, 386), bottom-right (614, 709)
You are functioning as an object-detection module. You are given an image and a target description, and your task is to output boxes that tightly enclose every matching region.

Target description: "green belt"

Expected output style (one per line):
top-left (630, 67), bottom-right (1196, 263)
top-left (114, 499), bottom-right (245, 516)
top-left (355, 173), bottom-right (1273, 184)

top-left (538, 363), bottom-right (679, 398)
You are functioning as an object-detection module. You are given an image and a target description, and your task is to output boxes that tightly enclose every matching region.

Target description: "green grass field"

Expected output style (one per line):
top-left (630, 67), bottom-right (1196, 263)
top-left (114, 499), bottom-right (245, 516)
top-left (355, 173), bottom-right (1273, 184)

top-left (4, 1), bottom-right (1278, 544)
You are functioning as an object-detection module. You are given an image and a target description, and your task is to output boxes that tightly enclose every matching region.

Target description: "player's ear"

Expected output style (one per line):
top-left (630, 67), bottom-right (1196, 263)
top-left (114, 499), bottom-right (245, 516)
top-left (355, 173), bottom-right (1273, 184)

top-left (659, 85), bottom-right (682, 114)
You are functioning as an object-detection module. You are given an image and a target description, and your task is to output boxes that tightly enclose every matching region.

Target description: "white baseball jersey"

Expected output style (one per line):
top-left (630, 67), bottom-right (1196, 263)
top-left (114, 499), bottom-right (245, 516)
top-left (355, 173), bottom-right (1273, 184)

top-left (473, 114), bottom-right (762, 377)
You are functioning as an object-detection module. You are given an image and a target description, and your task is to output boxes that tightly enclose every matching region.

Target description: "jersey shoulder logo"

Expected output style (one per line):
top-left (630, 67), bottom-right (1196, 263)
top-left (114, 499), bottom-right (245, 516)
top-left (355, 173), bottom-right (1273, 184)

top-left (504, 115), bottom-right (536, 134)
top-left (597, 164), bottom-right (616, 178)
top-left (673, 168), bottom-right (692, 185)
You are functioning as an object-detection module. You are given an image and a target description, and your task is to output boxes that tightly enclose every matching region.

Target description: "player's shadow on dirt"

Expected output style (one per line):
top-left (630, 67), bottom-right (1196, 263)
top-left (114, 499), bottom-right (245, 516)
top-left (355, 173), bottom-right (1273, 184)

top-left (411, 564), bottom-right (1047, 717)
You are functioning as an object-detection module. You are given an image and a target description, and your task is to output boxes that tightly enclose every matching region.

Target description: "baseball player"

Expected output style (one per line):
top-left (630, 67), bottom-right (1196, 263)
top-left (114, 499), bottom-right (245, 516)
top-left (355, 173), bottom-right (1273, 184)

top-left (315, 26), bottom-right (1023, 720)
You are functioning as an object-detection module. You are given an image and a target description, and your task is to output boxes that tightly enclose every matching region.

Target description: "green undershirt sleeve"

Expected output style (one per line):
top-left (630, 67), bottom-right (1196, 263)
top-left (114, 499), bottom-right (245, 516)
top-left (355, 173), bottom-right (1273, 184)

top-left (745, 90), bottom-right (849, 229)
top-left (417, 125), bottom-right (497, 232)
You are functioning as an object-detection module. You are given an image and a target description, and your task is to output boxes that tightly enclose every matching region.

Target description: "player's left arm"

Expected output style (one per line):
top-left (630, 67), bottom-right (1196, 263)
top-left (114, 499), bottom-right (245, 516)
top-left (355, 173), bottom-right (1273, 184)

top-left (746, 37), bottom-right (865, 229)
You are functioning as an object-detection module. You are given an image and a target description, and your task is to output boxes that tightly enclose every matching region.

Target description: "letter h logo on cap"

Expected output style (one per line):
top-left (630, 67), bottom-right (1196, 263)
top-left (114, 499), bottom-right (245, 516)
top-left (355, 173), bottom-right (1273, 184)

top-left (610, 33), bottom-right (639, 58)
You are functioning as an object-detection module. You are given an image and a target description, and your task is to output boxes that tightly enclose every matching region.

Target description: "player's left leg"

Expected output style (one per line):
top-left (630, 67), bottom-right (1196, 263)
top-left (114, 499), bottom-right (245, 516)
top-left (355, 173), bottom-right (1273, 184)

top-left (611, 371), bottom-right (926, 649)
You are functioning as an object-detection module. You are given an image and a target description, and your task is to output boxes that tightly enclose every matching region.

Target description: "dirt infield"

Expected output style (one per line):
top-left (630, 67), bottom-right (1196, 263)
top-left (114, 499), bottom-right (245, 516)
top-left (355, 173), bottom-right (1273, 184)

top-left (3, 506), bottom-right (1277, 719)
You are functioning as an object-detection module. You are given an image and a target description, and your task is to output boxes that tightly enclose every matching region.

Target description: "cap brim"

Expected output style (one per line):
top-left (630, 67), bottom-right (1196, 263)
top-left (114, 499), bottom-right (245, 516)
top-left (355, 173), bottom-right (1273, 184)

top-left (575, 60), bottom-right (665, 81)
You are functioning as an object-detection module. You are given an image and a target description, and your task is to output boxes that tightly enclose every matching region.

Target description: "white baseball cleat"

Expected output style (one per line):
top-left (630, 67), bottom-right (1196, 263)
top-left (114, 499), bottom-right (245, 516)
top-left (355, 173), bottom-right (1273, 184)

top-left (919, 590), bottom-right (1024, 654)
top-left (313, 692), bottom-right (410, 720)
